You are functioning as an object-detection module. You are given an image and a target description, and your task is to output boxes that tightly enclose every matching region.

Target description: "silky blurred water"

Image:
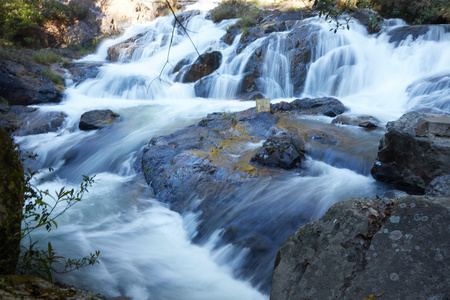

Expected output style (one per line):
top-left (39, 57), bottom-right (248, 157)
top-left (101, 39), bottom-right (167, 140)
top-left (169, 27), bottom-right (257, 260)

top-left (16, 10), bottom-right (450, 299)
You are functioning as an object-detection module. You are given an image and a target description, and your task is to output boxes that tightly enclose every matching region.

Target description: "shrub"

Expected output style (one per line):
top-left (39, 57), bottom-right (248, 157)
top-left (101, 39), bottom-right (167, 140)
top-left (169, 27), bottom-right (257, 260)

top-left (369, 0), bottom-right (449, 24)
top-left (16, 171), bottom-right (100, 281)
top-left (211, 0), bottom-right (260, 28)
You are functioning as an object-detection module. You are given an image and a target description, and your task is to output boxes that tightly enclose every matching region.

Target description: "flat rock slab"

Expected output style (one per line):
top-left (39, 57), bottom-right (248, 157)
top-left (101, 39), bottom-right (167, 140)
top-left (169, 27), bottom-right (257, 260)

top-left (271, 195), bottom-right (450, 300)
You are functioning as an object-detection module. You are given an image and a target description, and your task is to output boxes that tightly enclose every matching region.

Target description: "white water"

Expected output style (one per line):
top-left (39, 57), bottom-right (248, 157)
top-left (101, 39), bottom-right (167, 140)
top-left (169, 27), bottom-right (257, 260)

top-left (16, 10), bottom-right (450, 299)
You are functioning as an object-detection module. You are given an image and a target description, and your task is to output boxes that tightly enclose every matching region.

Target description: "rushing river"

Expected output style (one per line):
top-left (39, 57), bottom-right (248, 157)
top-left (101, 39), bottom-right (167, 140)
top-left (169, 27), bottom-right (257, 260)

top-left (15, 5), bottom-right (450, 300)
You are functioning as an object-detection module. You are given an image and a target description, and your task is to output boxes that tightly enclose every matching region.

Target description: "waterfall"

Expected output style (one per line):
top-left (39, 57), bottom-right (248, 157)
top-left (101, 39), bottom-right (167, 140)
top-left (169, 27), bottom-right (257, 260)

top-left (15, 8), bottom-right (450, 300)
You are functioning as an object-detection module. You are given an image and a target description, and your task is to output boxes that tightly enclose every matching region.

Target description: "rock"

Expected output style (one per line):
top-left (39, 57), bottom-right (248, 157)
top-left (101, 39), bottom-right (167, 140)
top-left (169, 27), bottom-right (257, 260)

top-left (386, 25), bottom-right (450, 46)
top-left (79, 109), bottom-right (120, 130)
top-left (371, 112), bottom-right (450, 194)
top-left (0, 106), bottom-right (67, 136)
top-left (65, 20), bottom-right (101, 46)
top-left (425, 175), bottom-right (450, 197)
top-left (98, 0), bottom-right (177, 34)
top-left (264, 22), bottom-right (288, 34)
top-left (271, 195), bottom-right (450, 300)
top-left (66, 62), bottom-right (103, 85)
top-left (349, 8), bottom-right (383, 34)
top-left (16, 111), bottom-right (67, 136)
top-left (250, 131), bottom-right (306, 169)
top-left (288, 97), bottom-right (348, 117)
top-left (285, 25), bottom-right (320, 95)
top-left (0, 275), bottom-right (106, 299)
top-left (0, 50), bottom-right (64, 106)
top-left (182, 51), bottom-right (223, 83)
top-left (0, 128), bottom-right (24, 274)
top-left (332, 114), bottom-right (381, 129)
top-left (107, 34), bottom-right (143, 62)
top-left (12, 25), bottom-right (57, 49)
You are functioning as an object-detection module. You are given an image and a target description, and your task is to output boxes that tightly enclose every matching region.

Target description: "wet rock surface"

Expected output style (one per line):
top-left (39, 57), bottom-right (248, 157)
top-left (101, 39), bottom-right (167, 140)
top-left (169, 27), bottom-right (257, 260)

top-left (79, 109), bottom-right (120, 130)
top-left (371, 112), bottom-right (450, 194)
top-left (182, 50), bottom-right (223, 83)
top-left (250, 130), bottom-right (306, 169)
top-left (0, 105), bottom-right (66, 136)
top-left (272, 97), bottom-right (348, 117)
top-left (271, 195), bottom-right (450, 300)
top-left (386, 24), bottom-right (450, 46)
top-left (332, 114), bottom-right (381, 129)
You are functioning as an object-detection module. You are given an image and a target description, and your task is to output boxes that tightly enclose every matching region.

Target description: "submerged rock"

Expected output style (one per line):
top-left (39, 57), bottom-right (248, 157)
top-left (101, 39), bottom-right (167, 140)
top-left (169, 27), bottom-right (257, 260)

top-left (0, 106), bottom-right (66, 136)
top-left (371, 112), bottom-right (450, 194)
top-left (332, 114), bottom-right (381, 129)
top-left (79, 109), bottom-right (120, 130)
top-left (271, 195), bottom-right (450, 300)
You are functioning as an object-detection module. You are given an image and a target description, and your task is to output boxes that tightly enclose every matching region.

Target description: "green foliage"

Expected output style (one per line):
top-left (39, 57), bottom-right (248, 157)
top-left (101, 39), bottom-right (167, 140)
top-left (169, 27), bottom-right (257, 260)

top-left (316, 0), bottom-right (353, 32)
top-left (31, 49), bottom-right (62, 65)
top-left (16, 170), bottom-right (100, 281)
top-left (0, 0), bottom-right (92, 44)
top-left (42, 67), bottom-right (63, 85)
top-left (211, 0), bottom-right (260, 30)
top-left (368, 0), bottom-right (449, 24)
top-left (0, 0), bottom-right (43, 41)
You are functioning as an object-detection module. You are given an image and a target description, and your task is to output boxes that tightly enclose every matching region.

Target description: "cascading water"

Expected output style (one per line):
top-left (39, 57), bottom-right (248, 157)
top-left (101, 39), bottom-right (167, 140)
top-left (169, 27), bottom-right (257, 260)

top-left (15, 7), bottom-right (450, 300)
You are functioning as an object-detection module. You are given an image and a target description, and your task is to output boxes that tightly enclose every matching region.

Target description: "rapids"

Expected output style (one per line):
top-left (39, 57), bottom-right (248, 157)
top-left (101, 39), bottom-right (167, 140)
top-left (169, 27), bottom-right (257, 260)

top-left (15, 6), bottom-right (450, 300)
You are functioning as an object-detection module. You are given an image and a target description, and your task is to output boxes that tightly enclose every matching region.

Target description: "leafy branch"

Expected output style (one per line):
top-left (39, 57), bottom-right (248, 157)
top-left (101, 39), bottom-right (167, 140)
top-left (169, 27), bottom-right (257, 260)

top-left (10, 164), bottom-right (100, 281)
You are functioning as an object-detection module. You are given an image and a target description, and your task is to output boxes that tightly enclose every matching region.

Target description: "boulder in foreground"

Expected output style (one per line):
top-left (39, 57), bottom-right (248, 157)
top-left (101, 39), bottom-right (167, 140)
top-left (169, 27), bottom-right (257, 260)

top-left (271, 195), bottom-right (450, 300)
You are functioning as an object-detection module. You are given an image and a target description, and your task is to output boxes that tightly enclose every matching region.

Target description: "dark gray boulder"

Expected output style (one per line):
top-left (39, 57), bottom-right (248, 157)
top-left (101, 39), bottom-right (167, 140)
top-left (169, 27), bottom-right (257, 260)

top-left (182, 51), bottom-right (222, 83)
top-left (251, 131), bottom-right (306, 169)
top-left (371, 112), bottom-right (450, 194)
top-left (79, 109), bottom-right (120, 130)
top-left (386, 25), bottom-right (450, 46)
top-left (273, 97), bottom-right (348, 117)
top-left (271, 195), bottom-right (450, 300)
top-left (285, 25), bottom-right (320, 95)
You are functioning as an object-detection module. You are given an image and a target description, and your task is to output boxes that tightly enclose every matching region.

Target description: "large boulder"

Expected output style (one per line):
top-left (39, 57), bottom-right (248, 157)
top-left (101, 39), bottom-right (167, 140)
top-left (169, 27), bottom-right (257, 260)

top-left (271, 195), bottom-right (450, 300)
top-left (79, 109), bottom-right (120, 130)
top-left (182, 51), bottom-right (223, 83)
top-left (0, 128), bottom-right (24, 274)
top-left (371, 112), bottom-right (450, 194)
